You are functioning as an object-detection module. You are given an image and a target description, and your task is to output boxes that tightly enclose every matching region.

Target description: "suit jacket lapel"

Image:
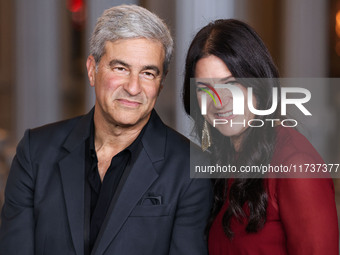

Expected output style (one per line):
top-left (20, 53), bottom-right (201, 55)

top-left (59, 149), bottom-right (85, 255)
top-left (59, 109), bottom-right (94, 255)
top-left (92, 110), bottom-right (166, 255)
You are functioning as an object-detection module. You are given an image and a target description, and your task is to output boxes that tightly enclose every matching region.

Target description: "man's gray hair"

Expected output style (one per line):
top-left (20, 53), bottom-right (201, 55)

top-left (90, 5), bottom-right (173, 74)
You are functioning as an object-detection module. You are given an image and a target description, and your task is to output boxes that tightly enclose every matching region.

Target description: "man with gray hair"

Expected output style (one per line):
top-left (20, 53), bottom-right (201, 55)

top-left (0, 4), bottom-right (211, 255)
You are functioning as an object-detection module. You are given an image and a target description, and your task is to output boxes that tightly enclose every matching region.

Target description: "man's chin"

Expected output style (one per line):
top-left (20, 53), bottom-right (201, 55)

top-left (110, 113), bottom-right (151, 128)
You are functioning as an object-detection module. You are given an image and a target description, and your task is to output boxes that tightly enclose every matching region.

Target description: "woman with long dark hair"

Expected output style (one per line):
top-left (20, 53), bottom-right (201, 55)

top-left (183, 19), bottom-right (339, 254)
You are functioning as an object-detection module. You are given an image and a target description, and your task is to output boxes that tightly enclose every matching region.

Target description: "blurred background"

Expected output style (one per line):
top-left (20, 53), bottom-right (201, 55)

top-left (0, 0), bottom-right (340, 239)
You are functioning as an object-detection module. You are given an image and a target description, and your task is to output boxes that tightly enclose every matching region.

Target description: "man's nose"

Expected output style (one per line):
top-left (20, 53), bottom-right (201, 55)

top-left (123, 73), bottom-right (142, 95)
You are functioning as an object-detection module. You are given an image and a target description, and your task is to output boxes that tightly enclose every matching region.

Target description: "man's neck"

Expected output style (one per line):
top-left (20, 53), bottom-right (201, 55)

top-left (93, 110), bottom-right (150, 181)
top-left (94, 125), bottom-right (142, 156)
top-left (93, 110), bottom-right (150, 157)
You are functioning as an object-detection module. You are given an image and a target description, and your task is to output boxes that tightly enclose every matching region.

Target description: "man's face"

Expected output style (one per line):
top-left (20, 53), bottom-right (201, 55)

top-left (87, 38), bottom-right (165, 129)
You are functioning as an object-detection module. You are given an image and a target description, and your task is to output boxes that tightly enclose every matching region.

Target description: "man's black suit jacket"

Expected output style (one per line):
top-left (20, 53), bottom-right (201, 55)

top-left (0, 109), bottom-right (212, 255)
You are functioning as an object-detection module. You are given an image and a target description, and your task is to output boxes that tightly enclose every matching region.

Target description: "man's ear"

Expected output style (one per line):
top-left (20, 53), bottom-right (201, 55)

top-left (158, 70), bottom-right (168, 94)
top-left (86, 55), bottom-right (96, 87)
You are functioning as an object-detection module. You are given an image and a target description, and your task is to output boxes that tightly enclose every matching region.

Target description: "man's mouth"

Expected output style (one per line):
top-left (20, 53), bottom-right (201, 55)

top-left (117, 99), bottom-right (142, 107)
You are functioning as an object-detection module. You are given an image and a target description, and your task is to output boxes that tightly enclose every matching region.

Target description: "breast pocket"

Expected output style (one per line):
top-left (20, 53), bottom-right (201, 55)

top-left (129, 204), bottom-right (172, 217)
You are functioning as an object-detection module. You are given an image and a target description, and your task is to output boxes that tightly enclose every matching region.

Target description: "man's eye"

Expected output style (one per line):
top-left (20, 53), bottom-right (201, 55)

top-left (113, 66), bottom-right (127, 72)
top-left (142, 72), bottom-right (155, 80)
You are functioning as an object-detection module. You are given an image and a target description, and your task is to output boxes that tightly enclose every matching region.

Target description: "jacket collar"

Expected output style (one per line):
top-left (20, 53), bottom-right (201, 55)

top-left (141, 109), bottom-right (166, 164)
top-left (62, 107), bottom-right (94, 152)
top-left (62, 108), bottom-right (166, 163)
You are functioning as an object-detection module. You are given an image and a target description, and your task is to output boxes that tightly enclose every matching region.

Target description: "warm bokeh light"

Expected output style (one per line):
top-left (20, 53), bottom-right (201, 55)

top-left (67, 0), bottom-right (86, 29)
top-left (337, 10), bottom-right (340, 37)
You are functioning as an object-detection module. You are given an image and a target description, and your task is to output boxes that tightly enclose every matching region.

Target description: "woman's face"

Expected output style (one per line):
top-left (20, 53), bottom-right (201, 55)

top-left (195, 55), bottom-right (256, 148)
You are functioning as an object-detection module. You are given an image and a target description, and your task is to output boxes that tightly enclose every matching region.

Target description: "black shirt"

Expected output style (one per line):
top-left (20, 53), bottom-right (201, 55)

top-left (85, 121), bottom-right (144, 253)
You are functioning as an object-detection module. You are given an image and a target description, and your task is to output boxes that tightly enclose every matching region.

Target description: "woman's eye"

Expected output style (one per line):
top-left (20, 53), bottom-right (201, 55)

top-left (225, 81), bottom-right (238, 86)
top-left (197, 86), bottom-right (211, 92)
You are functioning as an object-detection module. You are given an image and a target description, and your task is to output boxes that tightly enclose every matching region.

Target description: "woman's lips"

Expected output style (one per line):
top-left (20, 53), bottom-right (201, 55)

top-left (215, 110), bottom-right (235, 120)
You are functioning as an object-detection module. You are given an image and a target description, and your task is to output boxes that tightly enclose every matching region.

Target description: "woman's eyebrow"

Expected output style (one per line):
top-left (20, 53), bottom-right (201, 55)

top-left (196, 81), bottom-right (210, 86)
top-left (219, 76), bottom-right (235, 83)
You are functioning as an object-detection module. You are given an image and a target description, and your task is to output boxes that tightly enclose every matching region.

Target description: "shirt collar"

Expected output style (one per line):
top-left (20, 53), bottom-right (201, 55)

top-left (89, 117), bottom-right (148, 158)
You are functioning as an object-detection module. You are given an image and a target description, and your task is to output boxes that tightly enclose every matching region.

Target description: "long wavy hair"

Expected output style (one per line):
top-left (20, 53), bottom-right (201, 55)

top-left (182, 19), bottom-right (281, 238)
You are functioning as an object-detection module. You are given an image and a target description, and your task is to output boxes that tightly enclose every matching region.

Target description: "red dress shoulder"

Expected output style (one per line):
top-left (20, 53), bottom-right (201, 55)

top-left (208, 127), bottom-right (339, 255)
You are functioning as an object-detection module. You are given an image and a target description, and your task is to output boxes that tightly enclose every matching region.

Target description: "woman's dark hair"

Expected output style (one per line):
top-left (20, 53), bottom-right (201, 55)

top-left (182, 19), bottom-right (280, 238)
